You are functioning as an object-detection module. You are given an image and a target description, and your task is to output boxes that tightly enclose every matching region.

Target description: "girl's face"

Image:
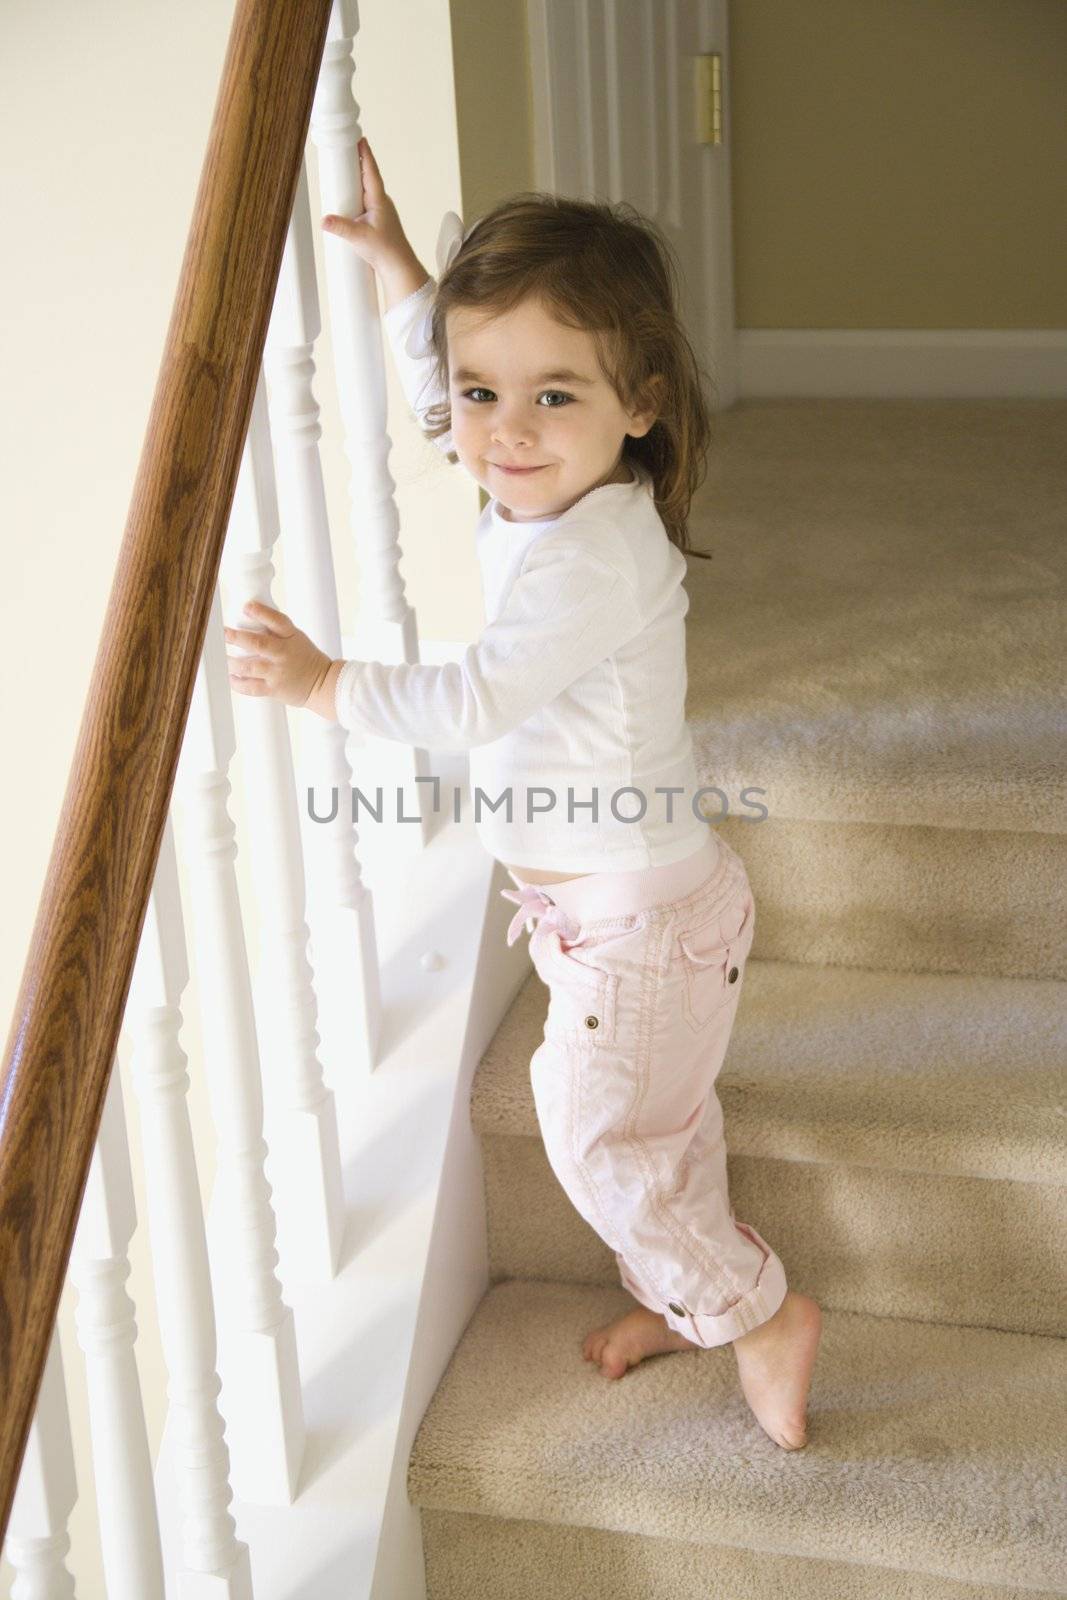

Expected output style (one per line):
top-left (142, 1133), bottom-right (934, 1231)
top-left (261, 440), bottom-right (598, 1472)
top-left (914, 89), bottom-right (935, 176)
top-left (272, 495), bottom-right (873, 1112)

top-left (446, 294), bottom-right (657, 523)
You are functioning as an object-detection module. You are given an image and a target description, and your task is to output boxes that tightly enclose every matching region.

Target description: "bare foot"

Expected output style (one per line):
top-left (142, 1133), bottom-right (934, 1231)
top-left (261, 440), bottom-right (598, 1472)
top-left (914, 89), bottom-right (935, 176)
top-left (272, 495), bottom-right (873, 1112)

top-left (731, 1290), bottom-right (822, 1450)
top-left (581, 1305), bottom-right (694, 1378)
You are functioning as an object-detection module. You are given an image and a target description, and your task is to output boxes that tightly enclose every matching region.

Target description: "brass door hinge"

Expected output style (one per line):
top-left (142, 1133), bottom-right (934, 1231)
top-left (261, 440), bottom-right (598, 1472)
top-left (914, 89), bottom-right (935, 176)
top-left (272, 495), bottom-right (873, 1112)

top-left (695, 52), bottom-right (723, 146)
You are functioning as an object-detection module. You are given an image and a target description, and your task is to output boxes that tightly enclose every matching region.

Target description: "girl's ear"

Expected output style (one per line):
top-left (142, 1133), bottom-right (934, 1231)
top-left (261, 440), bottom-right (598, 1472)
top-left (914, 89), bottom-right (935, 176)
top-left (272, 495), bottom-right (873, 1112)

top-left (626, 373), bottom-right (664, 439)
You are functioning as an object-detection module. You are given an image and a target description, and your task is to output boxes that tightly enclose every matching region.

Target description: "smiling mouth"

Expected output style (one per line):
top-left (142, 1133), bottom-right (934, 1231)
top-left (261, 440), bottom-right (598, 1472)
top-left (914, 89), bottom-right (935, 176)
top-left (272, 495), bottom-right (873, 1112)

top-left (492, 463), bottom-right (547, 474)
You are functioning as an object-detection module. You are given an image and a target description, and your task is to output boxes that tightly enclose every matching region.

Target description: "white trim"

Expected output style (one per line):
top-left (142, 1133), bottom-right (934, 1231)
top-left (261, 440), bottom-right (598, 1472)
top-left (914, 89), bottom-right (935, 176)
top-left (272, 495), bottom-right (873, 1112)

top-left (523, 0), bottom-right (737, 406)
top-left (526, 0), bottom-right (555, 191)
top-left (154, 810), bottom-right (531, 1599)
top-left (736, 329), bottom-right (1067, 399)
top-left (699, 0), bottom-right (738, 408)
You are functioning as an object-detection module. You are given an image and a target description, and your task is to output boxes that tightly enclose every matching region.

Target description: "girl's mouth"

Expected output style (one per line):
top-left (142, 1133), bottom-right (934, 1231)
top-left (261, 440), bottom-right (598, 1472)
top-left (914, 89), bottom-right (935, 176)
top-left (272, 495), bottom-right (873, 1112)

top-left (492, 463), bottom-right (547, 475)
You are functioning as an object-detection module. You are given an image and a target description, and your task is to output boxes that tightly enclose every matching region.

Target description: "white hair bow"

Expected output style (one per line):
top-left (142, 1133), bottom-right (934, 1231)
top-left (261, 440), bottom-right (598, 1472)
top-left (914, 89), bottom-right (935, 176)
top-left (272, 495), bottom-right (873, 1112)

top-left (396, 212), bottom-right (480, 366)
top-left (434, 210), bottom-right (479, 277)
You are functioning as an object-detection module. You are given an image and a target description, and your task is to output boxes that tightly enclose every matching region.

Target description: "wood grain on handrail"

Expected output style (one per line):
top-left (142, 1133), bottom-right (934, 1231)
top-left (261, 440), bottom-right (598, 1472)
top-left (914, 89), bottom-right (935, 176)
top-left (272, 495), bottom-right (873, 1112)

top-left (0, 0), bottom-right (333, 1543)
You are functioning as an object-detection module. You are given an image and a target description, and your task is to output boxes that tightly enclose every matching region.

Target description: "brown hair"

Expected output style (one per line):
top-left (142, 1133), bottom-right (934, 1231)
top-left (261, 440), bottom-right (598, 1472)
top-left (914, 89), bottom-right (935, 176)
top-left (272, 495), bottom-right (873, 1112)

top-left (419, 192), bottom-right (714, 560)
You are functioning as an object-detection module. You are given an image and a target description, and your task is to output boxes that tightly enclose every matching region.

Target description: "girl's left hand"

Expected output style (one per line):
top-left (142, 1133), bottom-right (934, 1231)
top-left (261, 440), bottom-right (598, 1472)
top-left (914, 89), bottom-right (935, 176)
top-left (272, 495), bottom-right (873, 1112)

top-left (225, 600), bottom-right (333, 707)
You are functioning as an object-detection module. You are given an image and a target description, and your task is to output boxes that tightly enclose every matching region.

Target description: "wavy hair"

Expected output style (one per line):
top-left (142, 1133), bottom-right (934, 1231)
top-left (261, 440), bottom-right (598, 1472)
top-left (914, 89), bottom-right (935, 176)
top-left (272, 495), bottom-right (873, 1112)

top-left (419, 192), bottom-right (715, 560)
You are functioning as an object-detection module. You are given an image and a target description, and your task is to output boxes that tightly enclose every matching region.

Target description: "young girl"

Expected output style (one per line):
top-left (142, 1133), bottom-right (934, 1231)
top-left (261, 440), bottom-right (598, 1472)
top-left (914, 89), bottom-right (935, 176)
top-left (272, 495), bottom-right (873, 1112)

top-left (226, 137), bottom-right (822, 1450)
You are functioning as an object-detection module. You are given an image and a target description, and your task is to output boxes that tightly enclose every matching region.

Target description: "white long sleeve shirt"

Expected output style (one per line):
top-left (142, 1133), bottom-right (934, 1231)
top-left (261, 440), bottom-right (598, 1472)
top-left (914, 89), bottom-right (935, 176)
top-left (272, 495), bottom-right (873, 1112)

top-left (334, 274), bottom-right (711, 873)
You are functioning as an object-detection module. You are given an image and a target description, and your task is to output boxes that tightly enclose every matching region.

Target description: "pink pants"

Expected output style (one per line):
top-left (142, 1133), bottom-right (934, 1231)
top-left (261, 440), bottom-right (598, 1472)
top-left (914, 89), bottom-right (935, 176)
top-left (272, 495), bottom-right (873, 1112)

top-left (501, 830), bottom-right (788, 1349)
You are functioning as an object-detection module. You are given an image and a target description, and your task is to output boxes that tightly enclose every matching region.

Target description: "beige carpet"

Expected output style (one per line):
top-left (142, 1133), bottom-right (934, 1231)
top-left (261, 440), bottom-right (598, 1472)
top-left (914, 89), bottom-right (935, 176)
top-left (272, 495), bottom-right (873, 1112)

top-left (685, 399), bottom-right (1066, 836)
top-left (407, 400), bottom-right (1067, 1598)
top-left (410, 1280), bottom-right (1066, 1597)
top-left (474, 959), bottom-right (1067, 1339)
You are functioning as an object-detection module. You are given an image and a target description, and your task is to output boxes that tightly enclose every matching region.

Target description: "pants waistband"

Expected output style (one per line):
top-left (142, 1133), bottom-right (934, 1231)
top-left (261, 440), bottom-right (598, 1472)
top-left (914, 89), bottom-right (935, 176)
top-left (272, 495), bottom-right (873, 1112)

top-left (511, 830), bottom-right (733, 925)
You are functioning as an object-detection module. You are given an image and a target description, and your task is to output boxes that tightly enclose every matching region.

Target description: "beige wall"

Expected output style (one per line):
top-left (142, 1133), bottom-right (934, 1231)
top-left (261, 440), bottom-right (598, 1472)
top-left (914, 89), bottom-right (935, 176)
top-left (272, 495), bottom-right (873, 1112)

top-left (450, 0), bottom-right (536, 216)
top-left (728, 0), bottom-right (1066, 329)
top-left (1, 7), bottom-right (231, 1591)
top-left (448, 0), bottom-right (537, 521)
top-left (0, 2), bottom-right (470, 1593)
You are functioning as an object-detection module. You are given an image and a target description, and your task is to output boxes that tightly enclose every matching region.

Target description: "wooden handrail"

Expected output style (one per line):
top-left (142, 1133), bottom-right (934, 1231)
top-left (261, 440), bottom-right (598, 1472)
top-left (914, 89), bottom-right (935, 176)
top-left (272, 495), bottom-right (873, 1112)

top-left (0, 0), bottom-right (333, 1542)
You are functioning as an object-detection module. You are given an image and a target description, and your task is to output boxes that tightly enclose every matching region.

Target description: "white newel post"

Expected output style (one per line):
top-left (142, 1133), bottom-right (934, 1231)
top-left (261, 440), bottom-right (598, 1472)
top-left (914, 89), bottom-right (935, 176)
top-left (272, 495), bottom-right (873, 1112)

top-left (264, 154), bottom-right (383, 1081)
top-left (220, 370), bottom-right (345, 1284)
top-left (173, 586), bottom-right (306, 1504)
top-left (4, 1328), bottom-right (77, 1599)
top-left (310, 0), bottom-right (434, 855)
top-left (126, 817), bottom-right (253, 1600)
top-left (69, 1063), bottom-right (165, 1597)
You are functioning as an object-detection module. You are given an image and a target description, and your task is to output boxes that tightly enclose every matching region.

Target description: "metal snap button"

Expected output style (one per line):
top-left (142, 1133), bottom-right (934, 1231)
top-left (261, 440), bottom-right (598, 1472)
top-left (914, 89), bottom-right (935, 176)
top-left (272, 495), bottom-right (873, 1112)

top-left (727, 966), bottom-right (739, 983)
top-left (668, 1300), bottom-right (687, 1316)
top-left (584, 1014), bottom-right (599, 1029)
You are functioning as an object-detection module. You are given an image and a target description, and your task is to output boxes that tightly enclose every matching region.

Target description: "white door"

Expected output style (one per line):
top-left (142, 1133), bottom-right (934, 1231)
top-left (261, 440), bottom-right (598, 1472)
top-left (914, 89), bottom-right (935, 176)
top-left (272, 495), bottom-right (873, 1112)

top-left (527, 0), bottom-right (736, 407)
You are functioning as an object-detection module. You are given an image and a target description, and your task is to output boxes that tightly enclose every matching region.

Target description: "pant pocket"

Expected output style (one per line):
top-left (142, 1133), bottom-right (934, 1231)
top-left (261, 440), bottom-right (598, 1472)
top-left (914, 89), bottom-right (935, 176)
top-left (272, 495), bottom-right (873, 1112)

top-left (676, 890), bottom-right (755, 1032)
top-left (535, 932), bottom-right (619, 1046)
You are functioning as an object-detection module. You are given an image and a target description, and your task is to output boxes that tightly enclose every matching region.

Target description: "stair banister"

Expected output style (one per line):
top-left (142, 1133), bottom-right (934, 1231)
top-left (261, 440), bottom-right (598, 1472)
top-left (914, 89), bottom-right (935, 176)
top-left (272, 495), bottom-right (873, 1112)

top-left (125, 815), bottom-right (252, 1594)
top-left (264, 153), bottom-right (383, 1078)
top-left (3, 1328), bottom-right (78, 1597)
top-left (309, 0), bottom-right (436, 855)
top-left (219, 367), bottom-right (347, 1284)
top-left (0, 0), bottom-right (334, 1546)
top-left (172, 585), bottom-right (306, 1509)
top-left (69, 1060), bottom-right (165, 1597)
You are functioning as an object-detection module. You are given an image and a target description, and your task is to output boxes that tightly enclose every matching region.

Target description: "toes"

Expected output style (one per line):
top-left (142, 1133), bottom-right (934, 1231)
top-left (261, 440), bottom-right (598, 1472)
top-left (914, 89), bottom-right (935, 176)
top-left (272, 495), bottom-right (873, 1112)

top-left (773, 1414), bottom-right (809, 1449)
top-left (582, 1325), bottom-right (615, 1363)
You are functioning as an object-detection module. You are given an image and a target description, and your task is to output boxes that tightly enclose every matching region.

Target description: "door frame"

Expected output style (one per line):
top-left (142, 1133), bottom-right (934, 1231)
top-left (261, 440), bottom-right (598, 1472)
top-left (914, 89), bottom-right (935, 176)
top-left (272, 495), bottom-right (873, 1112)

top-left (525, 0), bottom-right (738, 407)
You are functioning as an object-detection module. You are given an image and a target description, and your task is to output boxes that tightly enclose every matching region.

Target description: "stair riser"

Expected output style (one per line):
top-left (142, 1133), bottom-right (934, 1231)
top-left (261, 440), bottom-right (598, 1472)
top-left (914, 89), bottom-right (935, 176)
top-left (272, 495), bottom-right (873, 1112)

top-left (483, 1135), bottom-right (1067, 1339)
top-left (421, 1506), bottom-right (1060, 1599)
top-left (717, 817), bottom-right (1066, 982)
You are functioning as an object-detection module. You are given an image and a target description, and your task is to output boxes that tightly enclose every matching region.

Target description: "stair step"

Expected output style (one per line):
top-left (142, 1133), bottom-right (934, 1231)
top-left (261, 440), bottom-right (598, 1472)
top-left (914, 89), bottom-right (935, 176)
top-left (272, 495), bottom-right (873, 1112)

top-left (473, 961), bottom-right (1067, 1337)
top-left (707, 816), bottom-right (1066, 983)
top-left (685, 399), bottom-right (1067, 839)
top-left (419, 1501), bottom-right (1066, 1600)
top-left (702, 816), bottom-right (1067, 983)
top-left (407, 1278), bottom-right (1067, 1597)
top-left (473, 960), bottom-right (1067, 1186)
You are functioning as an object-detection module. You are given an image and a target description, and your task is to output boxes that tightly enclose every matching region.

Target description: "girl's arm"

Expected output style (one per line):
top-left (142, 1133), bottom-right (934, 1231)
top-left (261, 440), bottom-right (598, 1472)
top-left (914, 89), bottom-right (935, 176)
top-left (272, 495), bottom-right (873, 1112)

top-left (226, 533), bottom-right (645, 747)
top-left (322, 136), bottom-right (453, 456)
top-left (332, 533), bottom-right (644, 749)
top-left (380, 255), bottom-right (431, 314)
top-left (379, 274), bottom-right (454, 457)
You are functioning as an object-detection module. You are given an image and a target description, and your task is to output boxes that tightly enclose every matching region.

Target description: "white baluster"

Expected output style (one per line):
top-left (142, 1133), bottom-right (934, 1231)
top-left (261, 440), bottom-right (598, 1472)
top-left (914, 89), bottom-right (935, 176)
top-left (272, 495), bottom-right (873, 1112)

top-left (4, 1328), bottom-right (76, 1599)
top-left (220, 370), bottom-right (345, 1283)
top-left (173, 586), bottom-right (306, 1503)
top-left (264, 154), bottom-right (383, 1079)
top-left (69, 1063), bottom-right (164, 1597)
top-left (126, 818), bottom-right (253, 1599)
top-left (310, 0), bottom-right (434, 855)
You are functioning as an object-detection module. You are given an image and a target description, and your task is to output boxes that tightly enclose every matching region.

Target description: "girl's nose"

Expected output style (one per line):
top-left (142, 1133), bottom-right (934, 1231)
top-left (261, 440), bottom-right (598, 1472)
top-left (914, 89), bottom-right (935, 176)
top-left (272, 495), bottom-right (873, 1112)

top-left (491, 405), bottom-right (537, 448)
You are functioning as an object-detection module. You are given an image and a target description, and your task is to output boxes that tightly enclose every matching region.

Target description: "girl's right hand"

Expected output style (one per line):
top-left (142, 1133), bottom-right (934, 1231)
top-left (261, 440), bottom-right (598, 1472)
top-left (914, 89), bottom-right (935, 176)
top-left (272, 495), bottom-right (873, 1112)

top-left (321, 137), bottom-right (413, 274)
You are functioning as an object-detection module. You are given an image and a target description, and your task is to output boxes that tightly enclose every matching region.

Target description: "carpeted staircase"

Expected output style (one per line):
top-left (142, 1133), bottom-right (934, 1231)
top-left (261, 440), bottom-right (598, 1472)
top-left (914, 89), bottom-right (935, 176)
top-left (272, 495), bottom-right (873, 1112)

top-left (405, 400), bottom-right (1067, 1598)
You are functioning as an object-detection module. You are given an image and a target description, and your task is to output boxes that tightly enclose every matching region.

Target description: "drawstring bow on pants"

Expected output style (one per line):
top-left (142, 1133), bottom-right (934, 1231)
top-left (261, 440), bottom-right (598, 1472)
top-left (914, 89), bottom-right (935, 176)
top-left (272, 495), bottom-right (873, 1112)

top-left (500, 883), bottom-right (579, 948)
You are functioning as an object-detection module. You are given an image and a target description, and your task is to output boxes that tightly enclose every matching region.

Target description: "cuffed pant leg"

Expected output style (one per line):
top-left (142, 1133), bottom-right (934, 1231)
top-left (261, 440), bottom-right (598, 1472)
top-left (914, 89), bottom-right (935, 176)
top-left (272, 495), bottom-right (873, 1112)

top-left (615, 1214), bottom-right (789, 1349)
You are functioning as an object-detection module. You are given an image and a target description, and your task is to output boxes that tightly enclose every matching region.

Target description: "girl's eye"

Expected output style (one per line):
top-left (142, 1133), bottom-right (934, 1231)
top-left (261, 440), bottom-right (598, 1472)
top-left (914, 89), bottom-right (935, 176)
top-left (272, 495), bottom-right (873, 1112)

top-left (459, 387), bottom-right (574, 408)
